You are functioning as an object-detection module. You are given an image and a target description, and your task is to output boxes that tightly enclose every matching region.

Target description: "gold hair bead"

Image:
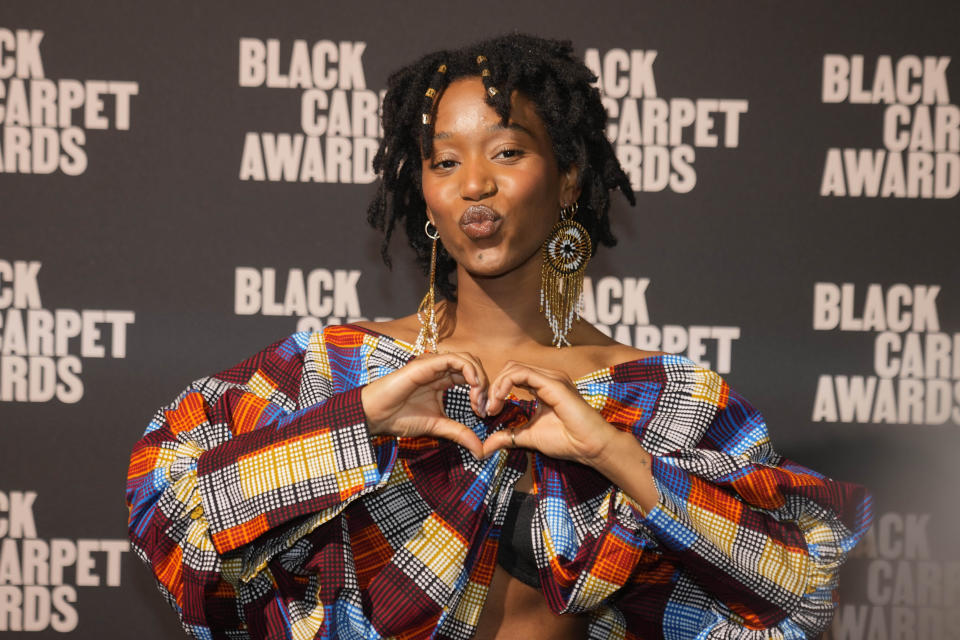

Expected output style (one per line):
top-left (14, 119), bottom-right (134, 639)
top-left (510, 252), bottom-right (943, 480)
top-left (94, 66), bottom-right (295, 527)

top-left (422, 113), bottom-right (431, 125)
top-left (437, 64), bottom-right (447, 73)
top-left (481, 69), bottom-right (491, 77)
top-left (487, 86), bottom-right (499, 97)
top-left (425, 87), bottom-right (437, 98)
top-left (476, 55), bottom-right (487, 64)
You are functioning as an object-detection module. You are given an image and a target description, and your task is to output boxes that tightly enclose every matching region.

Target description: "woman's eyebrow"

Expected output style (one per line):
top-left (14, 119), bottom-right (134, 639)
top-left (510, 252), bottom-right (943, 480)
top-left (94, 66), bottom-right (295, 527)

top-left (488, 122), bottom-right (534, 137)
top-left (432, 122), bottom-right (535, 141)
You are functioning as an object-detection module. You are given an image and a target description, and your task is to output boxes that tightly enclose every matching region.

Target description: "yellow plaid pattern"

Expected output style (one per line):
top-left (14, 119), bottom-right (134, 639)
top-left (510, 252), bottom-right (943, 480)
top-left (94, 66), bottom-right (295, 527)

top-left (405, 514), bottom-right (468, 589)
top-left (757, 539), bottom-right (810, 597)
top-left (451, 579), bottom-right (488, 626)
top-left (308, 331), bottom-right (332, 380)
top-left (248, 371), bottom-right (277, 399)
top-left (238, 431), bottom-right (336, 498)
top-left (689, 368), bottom-right (727, 407)
top-left (687, 503), bottom-right (738, 556)
top-left (289, 583), bottom-right (326, 640)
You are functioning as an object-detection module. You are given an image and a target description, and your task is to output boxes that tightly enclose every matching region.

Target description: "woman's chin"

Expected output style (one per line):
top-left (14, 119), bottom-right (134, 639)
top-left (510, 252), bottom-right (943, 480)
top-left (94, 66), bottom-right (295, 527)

top-left (460, 257), bottom-right (539, 283)
top-left (462, 263), bottom-right (511, 280)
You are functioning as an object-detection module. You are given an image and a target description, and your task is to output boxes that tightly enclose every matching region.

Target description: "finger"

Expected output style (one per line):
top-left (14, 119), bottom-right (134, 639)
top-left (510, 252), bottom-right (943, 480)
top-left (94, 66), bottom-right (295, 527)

top-left (481, 429), bottom-right (513, 457)
top-left (487, 365), bottom-right (571, 416)
top-left (486, 362), bottom-right (544, 415)
top-left (425, 371), bottom-right (469, 391)
top-left (429, 417), bottom-right (485, 459)
top-left (471, 384), bottom-right (488, 418)
top-left (454, 351), bottom-right (489, 388)
top-left (481, 423), bottom-right (539, 458)
top-left (427, 352), bottom-right (488, 417)
top-left (485, 360), bottom-right (521, 415)
top-left (452, 351), bottom-right (490, 417)
top-left (414, 353), bottom-right (480, 390)
top-left (507, 361), bottom-right (574, 391)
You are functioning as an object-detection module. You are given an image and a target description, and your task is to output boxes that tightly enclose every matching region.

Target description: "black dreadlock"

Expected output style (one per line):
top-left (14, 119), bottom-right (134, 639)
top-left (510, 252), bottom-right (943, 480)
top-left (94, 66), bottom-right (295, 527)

top-left (366, 33), bottom-right (635, 300)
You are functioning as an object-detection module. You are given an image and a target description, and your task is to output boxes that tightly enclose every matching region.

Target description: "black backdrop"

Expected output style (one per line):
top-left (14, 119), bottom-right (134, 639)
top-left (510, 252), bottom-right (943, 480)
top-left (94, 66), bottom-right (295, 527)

top-left (1, 2), bottom-right (958, 638)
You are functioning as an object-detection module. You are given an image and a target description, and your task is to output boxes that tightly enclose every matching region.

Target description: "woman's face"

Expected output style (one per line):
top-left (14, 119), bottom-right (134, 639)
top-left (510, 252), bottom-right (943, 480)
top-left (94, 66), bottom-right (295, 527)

top-left (421, 77), bottom-right (579, 280)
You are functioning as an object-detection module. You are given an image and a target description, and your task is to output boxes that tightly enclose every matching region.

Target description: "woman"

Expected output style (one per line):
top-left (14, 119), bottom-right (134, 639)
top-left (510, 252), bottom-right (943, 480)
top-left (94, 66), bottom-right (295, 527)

top-left (127, 35), bottom-right (871, 639)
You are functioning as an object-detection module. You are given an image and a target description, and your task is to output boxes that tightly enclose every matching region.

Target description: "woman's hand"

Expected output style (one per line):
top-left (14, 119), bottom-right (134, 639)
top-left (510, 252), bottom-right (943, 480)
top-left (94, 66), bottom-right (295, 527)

top-left (361, 352), bottom-right (489, 458)
top-left (482, 361), bottom-right (621, 466)
top-left (482, 361), bottom-right (659, 512)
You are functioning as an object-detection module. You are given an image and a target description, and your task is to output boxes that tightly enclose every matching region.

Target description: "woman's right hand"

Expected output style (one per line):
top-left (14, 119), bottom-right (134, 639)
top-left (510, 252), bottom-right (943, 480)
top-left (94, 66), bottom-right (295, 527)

top-left (360, 352), bottom-right (489, 458)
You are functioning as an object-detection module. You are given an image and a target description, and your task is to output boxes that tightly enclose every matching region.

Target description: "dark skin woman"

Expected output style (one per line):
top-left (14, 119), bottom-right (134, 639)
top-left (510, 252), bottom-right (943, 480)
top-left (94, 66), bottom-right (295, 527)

top-left (357, 74), bottom-right (660, 638)
top-left (128, 34), bottom-right (870, 640)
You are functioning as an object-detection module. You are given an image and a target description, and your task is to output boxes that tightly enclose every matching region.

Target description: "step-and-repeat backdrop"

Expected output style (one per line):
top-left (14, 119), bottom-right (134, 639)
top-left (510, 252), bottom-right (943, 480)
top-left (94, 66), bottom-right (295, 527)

top-left (1, 2), bottom-right (957, 638)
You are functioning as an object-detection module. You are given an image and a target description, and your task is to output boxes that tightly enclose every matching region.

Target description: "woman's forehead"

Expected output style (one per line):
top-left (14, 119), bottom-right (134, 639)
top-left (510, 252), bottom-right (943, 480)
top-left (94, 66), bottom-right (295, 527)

top-left (432, 77), bottom-right (545, 139)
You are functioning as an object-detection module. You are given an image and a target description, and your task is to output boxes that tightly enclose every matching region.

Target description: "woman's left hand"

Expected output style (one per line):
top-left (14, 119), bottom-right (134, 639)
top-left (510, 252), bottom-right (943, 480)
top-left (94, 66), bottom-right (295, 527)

top-left (481, 361), bottom-right (619, 466)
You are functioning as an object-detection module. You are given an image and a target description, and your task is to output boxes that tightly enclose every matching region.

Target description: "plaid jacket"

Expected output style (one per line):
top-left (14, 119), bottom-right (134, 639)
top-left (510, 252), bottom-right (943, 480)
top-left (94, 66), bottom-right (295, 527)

top-left (127, 325), bottom-right (871, 639)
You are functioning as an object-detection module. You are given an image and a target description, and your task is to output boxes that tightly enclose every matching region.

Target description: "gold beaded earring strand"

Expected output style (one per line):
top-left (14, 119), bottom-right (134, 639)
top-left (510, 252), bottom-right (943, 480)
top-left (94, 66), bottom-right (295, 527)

top-left (413, 220), bottom-right (441, 355)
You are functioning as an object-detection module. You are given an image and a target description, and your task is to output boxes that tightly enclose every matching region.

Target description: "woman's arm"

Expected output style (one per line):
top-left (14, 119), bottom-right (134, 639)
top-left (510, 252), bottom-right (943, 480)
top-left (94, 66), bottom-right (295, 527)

top-left (482, 358), bottom-right (872, 636)
top-left (126, 332), bottom-right (397, 632)
top-left (127, 329), bottom-right (505, 635)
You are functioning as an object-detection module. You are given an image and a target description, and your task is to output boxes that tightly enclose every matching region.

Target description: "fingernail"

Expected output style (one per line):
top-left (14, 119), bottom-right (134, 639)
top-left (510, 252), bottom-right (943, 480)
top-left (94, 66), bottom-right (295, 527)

top-left (478, 391), bottom-right (488, 416)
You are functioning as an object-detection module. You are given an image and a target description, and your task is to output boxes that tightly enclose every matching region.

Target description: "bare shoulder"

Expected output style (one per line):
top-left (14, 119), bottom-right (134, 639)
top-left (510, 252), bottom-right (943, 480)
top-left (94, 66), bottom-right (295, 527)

top-left (350, 314), bottom-right (421, 345)
top-left (570, 321), bottom-right (665, 374)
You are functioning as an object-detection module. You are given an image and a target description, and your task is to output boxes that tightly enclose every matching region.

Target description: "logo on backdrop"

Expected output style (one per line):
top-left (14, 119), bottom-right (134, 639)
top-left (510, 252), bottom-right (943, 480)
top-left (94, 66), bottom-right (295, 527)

top-left (584, 47), bottom-right (749, 194)
top-left (825, 511), bottom-right (959, 640)
top-left (234, 266), bottom-right (391, 332)
top-left (234, 269), bottom-right (741, 373)
top-left (583, 276), bottom-right (740, 373)
top-left (820, 54), bottom-right (959, 199)
top-left (0, 260), bottom-right (135, 403)
top-left (0, 490), bottom-right (128, 632)
top-left (0, 27), bottom-right (139, 176)
top-left (237, 38), bottom-right (381, 184)
top-left (811, 282), bottom-right (959, 425)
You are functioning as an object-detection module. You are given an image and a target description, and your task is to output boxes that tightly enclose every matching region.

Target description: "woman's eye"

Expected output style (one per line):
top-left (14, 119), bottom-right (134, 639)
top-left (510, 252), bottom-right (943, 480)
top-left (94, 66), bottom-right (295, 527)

top-left (496, 148), bottom-right (523, 159)
top-left (432, 159), bottom-right (457, 170)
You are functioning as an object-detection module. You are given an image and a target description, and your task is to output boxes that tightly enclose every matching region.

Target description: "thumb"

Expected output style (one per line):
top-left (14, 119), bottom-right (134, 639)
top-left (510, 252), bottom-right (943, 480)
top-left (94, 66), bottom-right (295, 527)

top-left (481, 429), bottom-right (514, 459)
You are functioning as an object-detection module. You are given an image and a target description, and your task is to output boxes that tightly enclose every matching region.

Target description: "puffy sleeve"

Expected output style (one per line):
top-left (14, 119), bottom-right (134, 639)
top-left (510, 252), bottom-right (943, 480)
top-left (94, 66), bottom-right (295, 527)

top-left (535, 355), bottom-right (872, 639)
top-left (125, 330), bottom-right (397, 632)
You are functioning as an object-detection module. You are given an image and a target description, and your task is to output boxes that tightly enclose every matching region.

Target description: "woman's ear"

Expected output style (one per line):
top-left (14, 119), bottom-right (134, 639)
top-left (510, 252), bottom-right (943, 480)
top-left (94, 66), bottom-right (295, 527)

top-left (559, 164), bottom-right (582, 206)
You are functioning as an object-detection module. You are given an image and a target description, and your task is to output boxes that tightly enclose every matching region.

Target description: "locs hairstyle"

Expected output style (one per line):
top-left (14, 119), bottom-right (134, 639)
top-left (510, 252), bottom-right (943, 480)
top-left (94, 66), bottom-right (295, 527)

top-left (366, 33), bottom-right (635, 300)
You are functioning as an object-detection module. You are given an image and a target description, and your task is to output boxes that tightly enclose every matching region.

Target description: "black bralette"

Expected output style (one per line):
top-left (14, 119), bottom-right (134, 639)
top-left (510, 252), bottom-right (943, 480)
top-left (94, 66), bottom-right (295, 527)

top-left (496, 489), bottom-right (539, 589)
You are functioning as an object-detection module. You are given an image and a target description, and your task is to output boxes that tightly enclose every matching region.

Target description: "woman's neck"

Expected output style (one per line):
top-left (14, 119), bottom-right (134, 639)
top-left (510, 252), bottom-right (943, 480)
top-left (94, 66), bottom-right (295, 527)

top-left (444, 258), bottom-right (554, 350)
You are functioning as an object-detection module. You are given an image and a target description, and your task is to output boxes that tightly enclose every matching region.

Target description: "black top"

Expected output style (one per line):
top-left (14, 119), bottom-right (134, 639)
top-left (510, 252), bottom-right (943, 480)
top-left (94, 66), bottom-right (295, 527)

top-left (496, 489), bottom-right (540, 589)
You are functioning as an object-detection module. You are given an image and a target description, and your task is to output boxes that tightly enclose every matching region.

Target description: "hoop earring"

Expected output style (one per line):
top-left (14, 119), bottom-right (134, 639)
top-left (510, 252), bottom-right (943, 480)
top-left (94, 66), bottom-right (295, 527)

top-left (414, 220), bottom-right (441, 355)
top-left (540, 202), bottom-right (590, 347)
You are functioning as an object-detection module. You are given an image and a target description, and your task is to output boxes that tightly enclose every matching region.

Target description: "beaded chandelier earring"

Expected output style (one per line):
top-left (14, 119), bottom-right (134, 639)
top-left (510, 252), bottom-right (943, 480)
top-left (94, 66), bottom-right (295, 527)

top-left (540, 202), bottom-right (591, 347)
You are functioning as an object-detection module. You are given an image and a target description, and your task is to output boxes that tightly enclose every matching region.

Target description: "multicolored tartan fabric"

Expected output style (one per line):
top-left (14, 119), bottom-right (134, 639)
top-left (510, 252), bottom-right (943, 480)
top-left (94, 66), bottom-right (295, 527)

top-left (126, 325), bottom-right (871, 639)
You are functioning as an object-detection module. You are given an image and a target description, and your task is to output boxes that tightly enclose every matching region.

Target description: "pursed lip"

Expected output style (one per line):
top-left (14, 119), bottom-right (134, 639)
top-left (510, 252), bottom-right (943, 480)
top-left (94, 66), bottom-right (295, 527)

top-left (459, 205), bottom-right (503, 240)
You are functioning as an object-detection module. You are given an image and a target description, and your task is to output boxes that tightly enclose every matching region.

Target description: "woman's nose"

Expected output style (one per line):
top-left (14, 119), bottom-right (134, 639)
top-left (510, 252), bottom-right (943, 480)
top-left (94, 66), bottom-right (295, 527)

top-left (459, 159), bottom-right (497, 201)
